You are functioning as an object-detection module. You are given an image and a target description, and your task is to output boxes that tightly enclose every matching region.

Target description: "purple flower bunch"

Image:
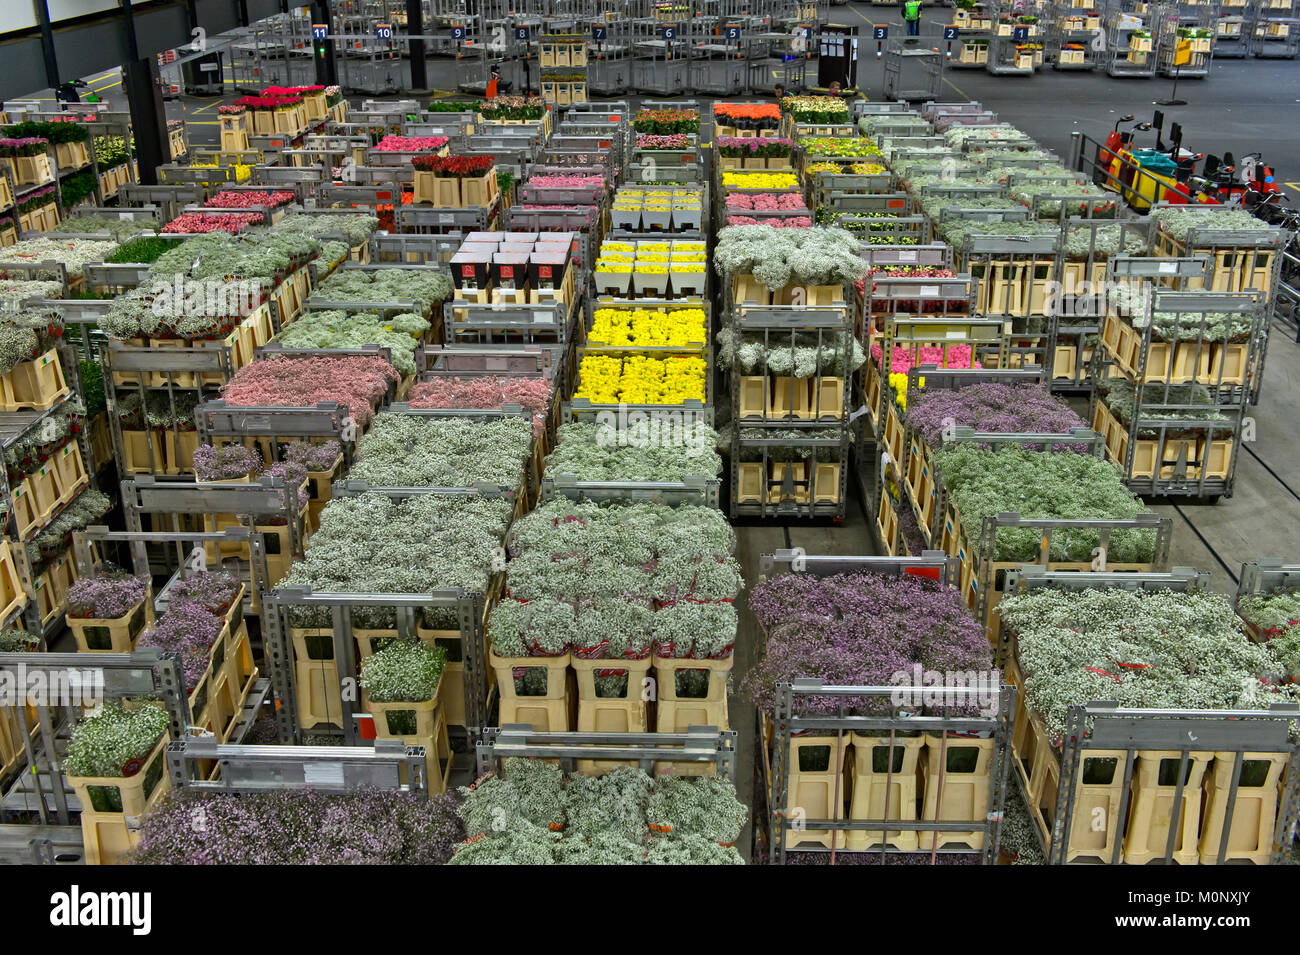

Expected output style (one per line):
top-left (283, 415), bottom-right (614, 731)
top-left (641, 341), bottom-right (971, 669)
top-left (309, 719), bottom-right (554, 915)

top-left (66, 572), bottom-right (148, 620)
top-left (129, 789), bottom-right (464, 864)
top-left (169, 571), bottom-right (242, 614)
top-left (282, 439), bottom-right (342, 473)
top-left (906, 382), bottom-right (1087, 450)
top-left (267, 460), bottom-right (309, 512)
top-left (137, 600), bottom-right (225, 691)
top-left (742, 571), bottom-right (990, 717)
top-left (192, 442), bottom-right (264, 481)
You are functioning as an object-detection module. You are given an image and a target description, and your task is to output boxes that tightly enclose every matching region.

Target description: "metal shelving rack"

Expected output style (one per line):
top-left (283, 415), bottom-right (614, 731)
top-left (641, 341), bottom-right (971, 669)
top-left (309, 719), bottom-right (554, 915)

top-left (1251, 0), bottom-right (1300, 54)
top-left (1214, 0), bottom-right (1253, 52)
top-left (999, 566), bottom-right (1300, 865)
top-left (758, 551), bottom-right (1015, 865)
top-left (478, 725), bottom-right (738, 777)
top-left (1047, 1), bottom-right (1104, 70)
top-left (1157, 5), bottom-right (1216, 75)
top-left (726, 286), bottom-right (854, 521)
top-left (1089, 281), bottom-right (1265, 500)
top-left (1101, 3), bottom-right (1160, 74)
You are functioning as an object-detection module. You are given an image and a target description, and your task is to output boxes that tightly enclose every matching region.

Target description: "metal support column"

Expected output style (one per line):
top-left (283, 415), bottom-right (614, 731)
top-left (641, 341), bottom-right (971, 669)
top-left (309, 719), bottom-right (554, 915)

top-left (34, 0), bottom-right (60, 90)
top-left (313, 0), bottom-right (340, 87)
top-left (407, 0), bottom-right (428, 90)
top-left (122, 59), bottom-right (169, 186)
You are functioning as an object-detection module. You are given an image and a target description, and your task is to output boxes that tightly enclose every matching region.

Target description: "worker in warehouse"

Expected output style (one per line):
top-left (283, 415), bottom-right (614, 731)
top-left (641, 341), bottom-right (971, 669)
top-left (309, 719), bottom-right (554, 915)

top-left (902, 0), bottom-right (923, 38)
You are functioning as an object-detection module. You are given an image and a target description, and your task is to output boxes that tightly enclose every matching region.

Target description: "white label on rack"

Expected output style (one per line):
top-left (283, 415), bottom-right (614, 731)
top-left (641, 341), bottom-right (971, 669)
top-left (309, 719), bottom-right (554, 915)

top-left (534, 312), bottom-right (553, 324)
top-left (119, 212), bottom-right (134, 220)
top-left (920, 285), bottom-right (941, 298)
top-left (1158, 262), bottom-right (1178, 274)
top-left (303, 761), bottom-right (345, 786)
top-left (897, 250), bottom-right (918, 263)
top-left (243, 414), bottom-right (271, 431)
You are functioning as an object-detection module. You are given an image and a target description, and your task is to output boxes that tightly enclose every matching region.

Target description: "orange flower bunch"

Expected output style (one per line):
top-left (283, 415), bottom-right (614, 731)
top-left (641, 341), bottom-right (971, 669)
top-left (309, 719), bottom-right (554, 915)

top-left (713, 102), bottom-right (780, 123)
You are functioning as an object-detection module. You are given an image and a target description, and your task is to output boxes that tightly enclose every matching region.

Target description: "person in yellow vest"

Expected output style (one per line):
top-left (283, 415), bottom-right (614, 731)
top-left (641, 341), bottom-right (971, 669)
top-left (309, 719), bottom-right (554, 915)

top-left (902, 0), bottom-right (923, 37)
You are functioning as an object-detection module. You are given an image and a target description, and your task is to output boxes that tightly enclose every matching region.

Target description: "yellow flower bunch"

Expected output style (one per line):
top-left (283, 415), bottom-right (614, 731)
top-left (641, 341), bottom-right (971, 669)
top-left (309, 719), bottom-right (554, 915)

top-left (602, 241), bottom-right (636, 252)
top-left (595, 261), bottom-right (632, 274)
top-left (804, 161), bottom-right (841, 176)
top-left (671, 263), bottom-right (706, 273)
top-left (638, 242), bottom-right (671, 253)
top-left (887, 373), bottom-right (925, 410)
top-left (573, 355), bottom-right (623, 403)
top-left (669, 252), bottom-right (706, 262)
top-left (636, 253), bottom-right (669, 263)
top-left (673, 241), bottom-right (705, 252)
top-left (599, 252), bottom-right (634, 263)
top-left (573, 353), bottom-right (706, 404)
top-left (635, 263), bottom-right (668, 274)
top-left (589, 307), bottom-right (707, 347)
top-left (722, 171), bottom-right (800, 190)
top-left (849, 162), bottom-right (886, 175)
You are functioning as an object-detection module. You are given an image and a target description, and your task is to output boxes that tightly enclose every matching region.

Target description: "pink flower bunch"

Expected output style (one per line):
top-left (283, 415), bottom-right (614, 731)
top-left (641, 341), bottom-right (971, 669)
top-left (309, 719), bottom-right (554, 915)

top-left (871, 343), bottom-right (981, 375)
top-left (408, 376), bottom-right (553, 435)
top-left (869, 267), bottom-right (957, 279)
top-left (726, 215), bottom-right (812, 228)
top-left (221, 356), bottom-right (398, 425)
top-left (526, 174), bottom-right (604, 191)
top-left (635, 133), bottom-right (690, 150)
top-left (205, 190), bottom-right (295, 209)
top-left (162, 212), bottom-right (262, 234)
top-left (373, 135), bottom-right (449, 152)
top-left (724, 192), bottom-right (807, 211)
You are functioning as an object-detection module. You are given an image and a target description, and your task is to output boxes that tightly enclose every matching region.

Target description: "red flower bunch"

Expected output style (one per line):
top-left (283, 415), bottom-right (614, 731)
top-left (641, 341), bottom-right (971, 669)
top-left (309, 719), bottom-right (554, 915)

top-left (411, 154), bottom-right (495, 176)
top-left (235, 95), bottom-right (303, 110)
top-left (262, 86), bottom-right (324, 96)
top-left (205, 190), bottom-right (296, 209)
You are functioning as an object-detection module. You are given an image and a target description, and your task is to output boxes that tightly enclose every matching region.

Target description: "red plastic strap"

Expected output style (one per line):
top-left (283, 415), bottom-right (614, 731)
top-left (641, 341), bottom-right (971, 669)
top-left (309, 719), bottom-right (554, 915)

top-left (1085, 666), bottom-right (1122, 683)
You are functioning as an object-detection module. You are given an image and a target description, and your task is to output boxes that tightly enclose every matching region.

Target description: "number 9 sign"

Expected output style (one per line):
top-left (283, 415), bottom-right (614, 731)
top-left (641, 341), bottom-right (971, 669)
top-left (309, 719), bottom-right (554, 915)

top-left (451, 25), bottom-right (466, 41)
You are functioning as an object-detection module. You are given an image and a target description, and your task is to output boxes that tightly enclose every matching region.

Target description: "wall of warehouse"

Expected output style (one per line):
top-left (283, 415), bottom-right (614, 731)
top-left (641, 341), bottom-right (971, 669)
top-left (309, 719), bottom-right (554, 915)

top-left (0, 0), bottom-right (285, 99)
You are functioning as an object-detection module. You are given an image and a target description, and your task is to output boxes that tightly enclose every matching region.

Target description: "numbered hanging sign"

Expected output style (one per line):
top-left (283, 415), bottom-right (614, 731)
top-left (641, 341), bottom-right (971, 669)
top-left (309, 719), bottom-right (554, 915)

top-left (515, 26), bottom-right (530, 40)
top-left (1013, 26), bottom-right (1029, 41)
top-left (725, 26), bottom-right (741, 40)
top-left (451, 25), bottom-right (467, 40)
top-left (376, 24), bottom-right (392, 40)
top-left (592, 25), bottom-right (607, 40)
top-left (661, 26), bottom-right (677, 40)
top-left (873, 25), bottom-right (888, 40)
top-left (944, 26), bottom-right (960, 40)
top-left (312, 24), bottom-right (328, 40)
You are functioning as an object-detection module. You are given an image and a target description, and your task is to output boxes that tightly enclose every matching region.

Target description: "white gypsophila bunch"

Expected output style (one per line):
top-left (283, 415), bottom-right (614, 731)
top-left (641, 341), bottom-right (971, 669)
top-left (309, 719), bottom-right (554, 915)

top-left (62, 702), bottom-right (170, 778)
top-left (643, 834), bottom-right (745, 865)
top-left (1001, 588), bottom-right (1300, 740)
top-left (581, 599), bottom-right (655, 657)
top-left (3, 238), bottom-right (119, 279)
top-left (1151, 205), bottom-right (1268, 241)
top-left (563, 767), bottom-right (653, 843)
top-left (352, 414), bottom-right (531, 487)
top-left (446, 824), bottom-right (562, 865)
top-left (554, 830), bottom-right (644, 864)
top-left (360, 641), bottom-right (446, 702)
top-left (645, 774), bottom-right (748, 845)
